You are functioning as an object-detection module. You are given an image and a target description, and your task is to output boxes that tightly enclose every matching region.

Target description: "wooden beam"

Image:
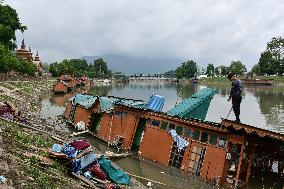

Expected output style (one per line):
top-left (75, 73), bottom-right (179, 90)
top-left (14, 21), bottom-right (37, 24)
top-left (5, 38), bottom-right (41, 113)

top-left (71, 172), bottom-right (98, 189)
top-left (245, 144), bottom-right (255, 183)
top-left (235, 142), bottom-right (245, 183)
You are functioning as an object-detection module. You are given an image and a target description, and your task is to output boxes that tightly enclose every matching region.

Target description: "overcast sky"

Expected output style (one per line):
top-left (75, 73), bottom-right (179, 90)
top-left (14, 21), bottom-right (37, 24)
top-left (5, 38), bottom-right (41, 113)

top-left (6, 0), bottom-right (284, 70)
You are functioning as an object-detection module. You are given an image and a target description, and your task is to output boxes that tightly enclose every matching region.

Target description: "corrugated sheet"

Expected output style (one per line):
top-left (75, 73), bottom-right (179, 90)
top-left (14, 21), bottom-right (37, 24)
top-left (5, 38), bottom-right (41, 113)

top-left (167, 88), bottom-right (217, 120)
top-left (146, 95), bottom-right (165, 112)
top-left (69, 94), bottom-right (147, 112)
top-left (71, 94), bottom-right (97, 109)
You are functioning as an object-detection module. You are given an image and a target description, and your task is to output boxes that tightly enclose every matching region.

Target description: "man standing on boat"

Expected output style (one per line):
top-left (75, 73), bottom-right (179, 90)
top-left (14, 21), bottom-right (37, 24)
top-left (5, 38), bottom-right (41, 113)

top-left (227, 72), bottom-right (243, 122)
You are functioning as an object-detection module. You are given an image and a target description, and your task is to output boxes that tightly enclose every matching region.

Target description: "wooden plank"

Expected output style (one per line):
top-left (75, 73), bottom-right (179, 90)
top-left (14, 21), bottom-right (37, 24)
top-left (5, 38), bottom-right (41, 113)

top-left (71, 172), bottom-right (98, 188)
top-left (69, 130), bottom-right (89, 137)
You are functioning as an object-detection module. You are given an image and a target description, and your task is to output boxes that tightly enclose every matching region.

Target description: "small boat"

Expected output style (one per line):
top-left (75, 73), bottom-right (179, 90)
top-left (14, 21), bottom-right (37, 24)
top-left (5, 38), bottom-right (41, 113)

top-left (241, 79), bottom-right (274, 85)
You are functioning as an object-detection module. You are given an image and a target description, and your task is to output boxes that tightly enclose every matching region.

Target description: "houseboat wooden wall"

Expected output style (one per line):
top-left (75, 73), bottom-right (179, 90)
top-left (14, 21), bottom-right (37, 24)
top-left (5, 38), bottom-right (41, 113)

top-left (139, 125), bottom-right (173, 166)
top-left (96, 107), bottom-right (142, 150)
top-left (64, 98), bottom-right (99, 129)
top-left (53, 82), bottom-right (68, 94)
top-left (139, 112), bottom-right (230, 182)
top-left (58, 75), bottom-right (76, 89)
top-left (73, 105), bottom-right (92, 128)
top-left (97, 113), bottom-right (112, 141)
top-left (64, 101), bottom-right (72, 120)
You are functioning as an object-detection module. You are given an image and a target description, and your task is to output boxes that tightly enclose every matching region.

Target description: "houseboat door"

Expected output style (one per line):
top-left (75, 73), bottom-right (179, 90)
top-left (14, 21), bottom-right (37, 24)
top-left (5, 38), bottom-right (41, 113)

top-left (131, 118), bottom-right (146, 151)
top-left (90, 113), bottom-right (102, 132)
top-left (200, 146), bottom-right (226, 180)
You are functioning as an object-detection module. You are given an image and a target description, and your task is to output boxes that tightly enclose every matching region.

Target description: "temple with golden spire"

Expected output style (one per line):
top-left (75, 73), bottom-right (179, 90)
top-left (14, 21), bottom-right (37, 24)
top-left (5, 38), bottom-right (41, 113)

top-left (15, 39), bottom-right (43, 72)
top-left (15, 39), bottom-right (33, 61)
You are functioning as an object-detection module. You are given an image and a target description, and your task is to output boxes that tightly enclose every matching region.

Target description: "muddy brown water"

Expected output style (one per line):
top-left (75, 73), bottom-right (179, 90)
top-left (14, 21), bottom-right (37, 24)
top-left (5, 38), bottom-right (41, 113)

top-left (39, 81), bottom-right (284, 189)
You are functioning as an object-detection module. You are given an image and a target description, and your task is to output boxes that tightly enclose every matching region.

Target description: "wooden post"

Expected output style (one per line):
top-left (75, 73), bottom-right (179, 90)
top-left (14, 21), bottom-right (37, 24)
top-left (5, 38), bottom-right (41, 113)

top-left (235, 142), bottom-right (245, 183)
top-left (245, 144), bottom-right (255, 183)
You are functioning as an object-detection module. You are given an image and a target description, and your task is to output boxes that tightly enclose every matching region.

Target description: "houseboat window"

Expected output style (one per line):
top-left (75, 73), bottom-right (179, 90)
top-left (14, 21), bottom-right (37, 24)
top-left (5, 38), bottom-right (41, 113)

top-left (218, 136), bottom-right (227, 148)
top-left (168, 123), bottom-right (176, 131)
top-left (160, 122), bottom-right (168, 131)
top-left (151, 120), bottom-right (160, 127)
top-left (200, 132), bottom-right (209, 143)
top-left (121, 112), bottom-right (127, 118)
top-left (176, 125), bottom-right (183, 135)
top-left (114, 111), bottom-right (121, 117)
top-left (188, 146), bottom-right (206, 175)
top-left (183, 128), bottom-right (192, 138)
top-left (209, 134), bottom-right (218, 145)
top-left (192, 130), bottom-right (200, 141)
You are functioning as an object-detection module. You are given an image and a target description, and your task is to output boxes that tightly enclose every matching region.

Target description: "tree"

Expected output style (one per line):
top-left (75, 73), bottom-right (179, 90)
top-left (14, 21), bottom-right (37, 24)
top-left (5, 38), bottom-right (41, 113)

top-left (164, 70), bottom-right (176, 78)
top-left (175, 60), bottom-right (197, 79)
top-left (0, 42), bottom-right (35, 76)
top-left (0, 3), bottom-right (27, 50)
top-left (94, 58), bottom-right (109, 78)
top-left (251, 64), bottom-right (261, 76)
top-left (258, 36), bottom-right (284, 75)
top-left (206, 63), bottom-right (214, 77)
top-left (214, 67), bottom-right (220, 77)
top-left (258, 51), bottom-right (276, 76)
top-left (229, 60), bottom-right (247, 76)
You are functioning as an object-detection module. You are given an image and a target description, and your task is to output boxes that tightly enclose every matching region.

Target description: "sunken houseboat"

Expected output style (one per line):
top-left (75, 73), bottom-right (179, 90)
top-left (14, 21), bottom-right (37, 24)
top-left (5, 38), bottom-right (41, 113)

top-left (53, 74), bottom-right (76, 94)
top-left (63, 89), bottom-right (284, 188)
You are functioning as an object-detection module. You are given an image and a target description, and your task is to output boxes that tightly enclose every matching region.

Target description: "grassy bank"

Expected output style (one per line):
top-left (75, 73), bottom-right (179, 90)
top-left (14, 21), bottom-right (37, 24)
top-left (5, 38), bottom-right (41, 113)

top-left (0, 75), bottom-right (82, 189)
top-left (0, 119), bottom-right (79, 189)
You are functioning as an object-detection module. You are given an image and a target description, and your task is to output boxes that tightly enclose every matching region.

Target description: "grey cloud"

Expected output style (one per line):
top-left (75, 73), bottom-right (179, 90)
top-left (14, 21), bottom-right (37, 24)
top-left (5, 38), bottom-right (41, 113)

top-left (6, 0), bottom-right (284, 71)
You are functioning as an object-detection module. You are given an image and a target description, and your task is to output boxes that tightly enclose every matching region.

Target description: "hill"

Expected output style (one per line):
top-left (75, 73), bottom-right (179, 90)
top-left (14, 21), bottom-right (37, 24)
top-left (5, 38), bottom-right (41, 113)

top-left (81, 54), bottom-right (181, 74)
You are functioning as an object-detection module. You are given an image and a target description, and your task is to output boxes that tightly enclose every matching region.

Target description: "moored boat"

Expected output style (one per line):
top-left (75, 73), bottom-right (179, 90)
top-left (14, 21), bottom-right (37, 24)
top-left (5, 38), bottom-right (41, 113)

top-left (241, 79), bottom-right (274, 85)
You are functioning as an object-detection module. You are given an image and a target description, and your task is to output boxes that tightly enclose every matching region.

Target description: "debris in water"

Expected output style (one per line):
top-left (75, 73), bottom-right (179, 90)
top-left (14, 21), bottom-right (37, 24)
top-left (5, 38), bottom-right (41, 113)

top-left (0, 176), bottom-right (7, 183)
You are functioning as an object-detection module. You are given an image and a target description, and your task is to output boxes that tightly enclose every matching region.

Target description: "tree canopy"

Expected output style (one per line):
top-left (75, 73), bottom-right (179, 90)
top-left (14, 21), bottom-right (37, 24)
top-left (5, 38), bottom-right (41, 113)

top-left (206, 63), bottom-right (214, 77)
top-left (175, 60), bottom-right (197, 79)
top-left (258, 36), bottom-right (284, 76)
top-left (164, 70), bottom-right (176, 78)
top-left (49, 58), bottom-right (112, 78)
top-left (0, 2), bottom-right (35, 76)
top-left (0, 2), bottom-right (27, 50)
top-left (229, 60), bottom-right (247, 76)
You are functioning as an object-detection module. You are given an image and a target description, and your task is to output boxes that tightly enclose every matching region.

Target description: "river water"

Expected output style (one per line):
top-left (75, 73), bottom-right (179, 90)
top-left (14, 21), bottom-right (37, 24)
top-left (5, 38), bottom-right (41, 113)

top-left (39, 80), bottom-right (284, 189)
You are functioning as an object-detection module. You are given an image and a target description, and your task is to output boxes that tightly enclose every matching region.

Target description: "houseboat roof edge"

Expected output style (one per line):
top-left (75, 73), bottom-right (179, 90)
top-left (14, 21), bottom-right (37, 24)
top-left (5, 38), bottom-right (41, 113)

top-left (114, 103), bottom-right (228, 133)
top-left (221, 118), bottom-right (284, 142)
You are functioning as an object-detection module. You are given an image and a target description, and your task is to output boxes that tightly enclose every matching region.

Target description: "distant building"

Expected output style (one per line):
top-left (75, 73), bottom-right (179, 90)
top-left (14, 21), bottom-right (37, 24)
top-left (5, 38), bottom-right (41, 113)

top-left (15, 39), bottom-right (43, 72)
top-left (198, 74), bottom-right (208, 79)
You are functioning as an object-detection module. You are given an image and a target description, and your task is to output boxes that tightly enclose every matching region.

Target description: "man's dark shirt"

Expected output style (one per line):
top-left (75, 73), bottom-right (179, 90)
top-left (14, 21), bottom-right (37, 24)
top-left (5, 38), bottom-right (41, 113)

top-left (230, 79), bottom-right (243, 97)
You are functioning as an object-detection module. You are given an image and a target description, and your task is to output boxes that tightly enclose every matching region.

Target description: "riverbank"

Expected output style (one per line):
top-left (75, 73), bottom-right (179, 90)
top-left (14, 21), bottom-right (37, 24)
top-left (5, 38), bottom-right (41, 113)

top-left (0, 75), bottom-right (148, 189)
top-left (198, 76), bottom-right (284, 84)
top-left (0, 75), bottom-right (82, 188)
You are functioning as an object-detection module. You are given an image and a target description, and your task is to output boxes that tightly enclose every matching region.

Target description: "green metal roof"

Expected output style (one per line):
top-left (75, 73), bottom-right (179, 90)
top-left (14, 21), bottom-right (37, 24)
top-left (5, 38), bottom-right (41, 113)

top-left (167, 88), bottom-right (217, 120)
top-left (70, 94), bottom-right (146, 111)
top-left (71, 94), bottom-right (97, 109)
top-left (99, 96), bottom-right (146, 112)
